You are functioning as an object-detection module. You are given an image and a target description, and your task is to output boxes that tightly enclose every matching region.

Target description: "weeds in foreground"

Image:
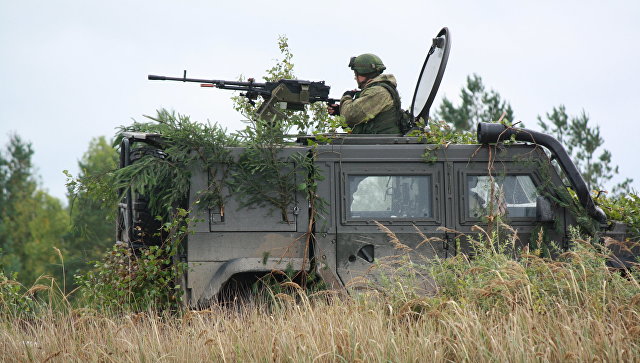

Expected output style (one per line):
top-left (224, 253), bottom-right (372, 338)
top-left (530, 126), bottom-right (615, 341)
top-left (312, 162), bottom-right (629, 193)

top-left (369, 224), bottom-right (639, 315)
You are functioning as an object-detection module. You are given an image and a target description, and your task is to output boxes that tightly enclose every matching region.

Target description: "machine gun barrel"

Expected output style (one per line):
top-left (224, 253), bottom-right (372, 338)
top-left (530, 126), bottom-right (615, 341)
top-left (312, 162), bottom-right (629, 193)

top-left (148, 73), bottom-right (269, 92)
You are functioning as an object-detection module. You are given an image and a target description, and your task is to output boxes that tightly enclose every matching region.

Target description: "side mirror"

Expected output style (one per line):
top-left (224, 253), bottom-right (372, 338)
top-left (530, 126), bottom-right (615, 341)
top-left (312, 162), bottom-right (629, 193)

top-left (536, 196), bottom-right (555, 222)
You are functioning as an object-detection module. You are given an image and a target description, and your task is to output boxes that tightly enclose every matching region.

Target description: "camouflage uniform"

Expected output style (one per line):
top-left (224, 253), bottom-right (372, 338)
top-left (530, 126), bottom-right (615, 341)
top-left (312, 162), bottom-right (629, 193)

top-left (340, 74), bottom-right (401, 134)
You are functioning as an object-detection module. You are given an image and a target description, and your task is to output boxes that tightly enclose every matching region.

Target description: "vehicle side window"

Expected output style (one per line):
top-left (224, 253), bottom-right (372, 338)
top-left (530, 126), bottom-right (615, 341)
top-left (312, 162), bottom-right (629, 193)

top-left (467, 175), bottom-right (538, 218)
top-left (349, 175), bottom-right (432, 219)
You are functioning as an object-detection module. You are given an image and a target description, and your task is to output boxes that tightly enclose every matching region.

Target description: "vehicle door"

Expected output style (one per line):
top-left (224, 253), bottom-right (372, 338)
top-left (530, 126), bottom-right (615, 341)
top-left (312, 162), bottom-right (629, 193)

top-left (323, 144), bottom-right (448, 290)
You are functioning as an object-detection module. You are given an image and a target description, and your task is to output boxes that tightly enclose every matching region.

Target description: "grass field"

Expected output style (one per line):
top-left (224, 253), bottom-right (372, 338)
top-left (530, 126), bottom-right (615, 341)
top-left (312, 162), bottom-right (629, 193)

top-left (1, 234), bottom-right (639, 361)
top-left (1, 292), bottom-right (639, 361)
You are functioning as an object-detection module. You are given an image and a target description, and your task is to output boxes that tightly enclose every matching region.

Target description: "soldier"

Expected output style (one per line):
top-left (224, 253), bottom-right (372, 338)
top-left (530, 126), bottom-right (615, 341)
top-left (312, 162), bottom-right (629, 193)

top-left (329, 53), bottom-right (402, 134)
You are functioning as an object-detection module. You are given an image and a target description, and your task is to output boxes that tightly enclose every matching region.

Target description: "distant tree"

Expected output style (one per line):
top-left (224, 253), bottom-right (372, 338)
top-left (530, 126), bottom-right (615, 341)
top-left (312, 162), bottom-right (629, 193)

top-left (65, 136), bottom-right (119, 282)
top-left (21, 190), bottom-right (69, 286)
top-left (438, 75), bottom-right (631, 194)
top-left (0, 134), bottom-right (68, 285)
top-left (435, 74), bottom-right (515, 131)
top-left (538, 105), bottom-right (632, 193)
top-left (0, 134), bottom-right (37, 275)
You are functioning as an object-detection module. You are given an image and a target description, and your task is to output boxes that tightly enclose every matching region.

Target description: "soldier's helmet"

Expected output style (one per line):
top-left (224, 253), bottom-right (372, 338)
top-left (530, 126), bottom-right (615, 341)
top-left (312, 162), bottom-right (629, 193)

top-left (349, 53), bottom-right (386, 76)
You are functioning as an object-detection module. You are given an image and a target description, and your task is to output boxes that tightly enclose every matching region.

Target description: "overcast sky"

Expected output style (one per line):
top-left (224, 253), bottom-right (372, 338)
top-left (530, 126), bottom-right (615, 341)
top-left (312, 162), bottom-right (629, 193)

top-left (1, 0), bottom-right (639, 202)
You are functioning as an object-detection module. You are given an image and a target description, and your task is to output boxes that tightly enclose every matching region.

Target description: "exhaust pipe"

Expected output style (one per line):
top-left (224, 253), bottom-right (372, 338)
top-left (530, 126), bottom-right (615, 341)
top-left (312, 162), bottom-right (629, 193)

top-left (477, 122), bottom-right (606, 224)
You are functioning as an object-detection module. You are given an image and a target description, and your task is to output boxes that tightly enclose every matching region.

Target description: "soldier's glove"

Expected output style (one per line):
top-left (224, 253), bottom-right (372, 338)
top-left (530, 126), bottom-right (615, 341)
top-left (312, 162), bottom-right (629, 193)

top-left (342, 90), bottom-right (357, 98)
top-left (327, 103), bottom-right (340, 116)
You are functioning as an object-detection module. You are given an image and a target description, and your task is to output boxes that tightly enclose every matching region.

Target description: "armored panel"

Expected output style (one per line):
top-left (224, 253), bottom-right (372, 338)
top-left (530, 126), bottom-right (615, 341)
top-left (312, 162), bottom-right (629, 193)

top-left (187, 231), bottom-right (306, 262)
top-left (334, 232), bottom-right (446, 290)
top-left (189, 147), bottom-right (310, 233)
top-left (185, 145), bottom-right (312, 305)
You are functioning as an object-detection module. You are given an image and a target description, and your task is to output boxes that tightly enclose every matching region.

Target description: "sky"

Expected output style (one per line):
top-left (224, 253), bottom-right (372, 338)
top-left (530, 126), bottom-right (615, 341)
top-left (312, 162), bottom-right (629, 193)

top-left (1, 0), bottom-right (639, 202)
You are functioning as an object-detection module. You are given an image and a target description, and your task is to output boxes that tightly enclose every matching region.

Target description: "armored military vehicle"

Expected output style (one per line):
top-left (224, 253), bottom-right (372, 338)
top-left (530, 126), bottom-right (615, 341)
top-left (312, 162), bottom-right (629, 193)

top-left (116, 28), bottom-right (629, 307)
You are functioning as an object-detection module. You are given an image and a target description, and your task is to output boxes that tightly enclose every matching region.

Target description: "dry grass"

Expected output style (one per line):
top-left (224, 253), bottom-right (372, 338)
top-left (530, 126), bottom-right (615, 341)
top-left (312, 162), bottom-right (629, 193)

top-left (0, 287), bottom-right (638, 362)
top-left (2, 228), bottom-right (640, 362)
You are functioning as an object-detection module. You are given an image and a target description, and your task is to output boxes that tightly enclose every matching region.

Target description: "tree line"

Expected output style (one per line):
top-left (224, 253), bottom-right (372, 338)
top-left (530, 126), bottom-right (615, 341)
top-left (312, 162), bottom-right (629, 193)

top-left (0, 136), bottom-right (117, 288)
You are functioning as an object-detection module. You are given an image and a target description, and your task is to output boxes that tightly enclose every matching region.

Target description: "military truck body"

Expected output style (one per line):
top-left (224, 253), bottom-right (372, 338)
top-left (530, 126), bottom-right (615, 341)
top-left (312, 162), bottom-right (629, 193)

top-left (118, 128), bottom-right (609, 307)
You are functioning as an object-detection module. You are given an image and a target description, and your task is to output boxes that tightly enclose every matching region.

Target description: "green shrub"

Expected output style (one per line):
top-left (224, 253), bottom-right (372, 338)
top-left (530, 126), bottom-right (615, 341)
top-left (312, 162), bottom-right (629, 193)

top-left (600, 192), bottom-right (640, 241)
top-left (75, 209), bottom-right (190, 312)
top-left (0, 271), bottom-right (40, 315)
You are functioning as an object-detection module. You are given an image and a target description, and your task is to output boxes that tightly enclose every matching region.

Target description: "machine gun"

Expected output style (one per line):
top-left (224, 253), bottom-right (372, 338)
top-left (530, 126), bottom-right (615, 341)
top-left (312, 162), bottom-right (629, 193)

top-left (148, 71), bottom-right (339, 121)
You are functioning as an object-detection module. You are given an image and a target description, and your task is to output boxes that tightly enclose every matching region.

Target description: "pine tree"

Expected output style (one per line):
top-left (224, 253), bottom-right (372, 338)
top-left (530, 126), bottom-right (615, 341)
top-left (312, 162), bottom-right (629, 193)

top-left (435, 74), bottom-right (514, 131)
top-left (0, 134), bottom-right (69, 285)
top-left (538, 105), bottom-right (632, 193)
top-left (0, 134), bottom-right (37, 275)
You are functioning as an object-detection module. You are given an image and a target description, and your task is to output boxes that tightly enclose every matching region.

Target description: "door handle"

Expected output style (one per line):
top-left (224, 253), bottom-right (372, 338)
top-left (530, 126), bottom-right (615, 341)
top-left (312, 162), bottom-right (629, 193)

top-left (356, 244), bottom-right (375, 263)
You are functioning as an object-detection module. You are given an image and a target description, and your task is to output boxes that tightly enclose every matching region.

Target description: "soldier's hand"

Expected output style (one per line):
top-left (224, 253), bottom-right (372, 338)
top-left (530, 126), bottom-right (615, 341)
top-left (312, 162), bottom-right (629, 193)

top-left (342, 89), bottom-right (357, 98)
top-left (328, 103), bottom-right (340, 116)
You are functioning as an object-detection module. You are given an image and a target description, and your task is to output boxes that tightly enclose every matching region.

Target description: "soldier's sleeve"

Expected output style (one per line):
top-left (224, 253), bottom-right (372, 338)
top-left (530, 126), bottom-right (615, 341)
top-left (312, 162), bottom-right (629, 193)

top-left (340, 86), bottom-right (394, 127)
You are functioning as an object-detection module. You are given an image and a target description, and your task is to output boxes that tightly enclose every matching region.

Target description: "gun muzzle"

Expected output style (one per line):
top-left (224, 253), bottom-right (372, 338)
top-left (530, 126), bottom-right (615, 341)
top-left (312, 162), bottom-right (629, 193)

top-left (148, 75), bottom-right (167, 80)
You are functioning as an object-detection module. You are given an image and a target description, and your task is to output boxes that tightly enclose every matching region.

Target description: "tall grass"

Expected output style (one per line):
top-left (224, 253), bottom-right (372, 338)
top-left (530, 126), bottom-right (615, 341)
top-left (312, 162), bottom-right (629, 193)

top-left (1, 293), bottom-right (638, 361)
top-left (1, 227), bottom-right (639, 361)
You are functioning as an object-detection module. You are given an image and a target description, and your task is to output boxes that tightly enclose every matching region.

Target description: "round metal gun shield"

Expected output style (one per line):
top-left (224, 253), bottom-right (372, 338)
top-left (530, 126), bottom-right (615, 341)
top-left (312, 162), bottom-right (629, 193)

top-left (410, 27), bottom-right (451, 123)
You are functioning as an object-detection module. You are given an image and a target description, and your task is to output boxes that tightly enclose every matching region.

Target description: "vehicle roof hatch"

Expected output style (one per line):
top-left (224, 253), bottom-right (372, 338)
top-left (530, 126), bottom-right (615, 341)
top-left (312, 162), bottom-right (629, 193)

top-left (410, 27), bottom-right (451, 123)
